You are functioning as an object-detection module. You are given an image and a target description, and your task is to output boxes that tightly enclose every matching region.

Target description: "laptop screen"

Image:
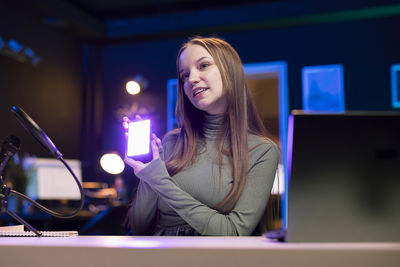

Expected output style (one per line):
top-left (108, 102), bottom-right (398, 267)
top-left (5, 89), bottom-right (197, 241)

top-left (286, 111), bottom-right (400, 242)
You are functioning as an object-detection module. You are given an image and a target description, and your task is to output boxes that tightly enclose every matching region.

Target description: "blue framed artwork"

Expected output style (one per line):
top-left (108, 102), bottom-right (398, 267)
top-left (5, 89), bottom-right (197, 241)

top-left (391, 64), bottom-right (400, 108)
top-left (302, 64), bottom-right (345, 112)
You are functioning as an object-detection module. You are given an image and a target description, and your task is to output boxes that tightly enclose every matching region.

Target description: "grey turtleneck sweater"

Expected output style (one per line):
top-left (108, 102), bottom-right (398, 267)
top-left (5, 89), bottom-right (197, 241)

top-left (129, 114), bottom-right (280, 236)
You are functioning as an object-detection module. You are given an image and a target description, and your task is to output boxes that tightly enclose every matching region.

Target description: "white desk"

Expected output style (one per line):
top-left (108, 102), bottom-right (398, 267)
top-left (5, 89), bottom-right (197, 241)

top-left (0, 236), bottom-right (399, 267)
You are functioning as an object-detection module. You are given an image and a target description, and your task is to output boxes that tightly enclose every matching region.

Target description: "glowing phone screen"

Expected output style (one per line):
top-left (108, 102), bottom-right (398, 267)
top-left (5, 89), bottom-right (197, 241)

top-left (127, 120), bottom-right (151, 157)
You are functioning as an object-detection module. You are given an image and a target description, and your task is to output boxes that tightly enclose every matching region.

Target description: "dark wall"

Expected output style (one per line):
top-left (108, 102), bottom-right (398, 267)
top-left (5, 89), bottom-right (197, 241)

top-left (226, 16), bottom-right (400, 110)
top-left (102, 13), bottom-right (400, 158)
top-left (2, 1), bottom-right (400, 181)
top-left (101, 40), bottom-right (180, 155)
top-left (0, 5), bottom-right (82, 159)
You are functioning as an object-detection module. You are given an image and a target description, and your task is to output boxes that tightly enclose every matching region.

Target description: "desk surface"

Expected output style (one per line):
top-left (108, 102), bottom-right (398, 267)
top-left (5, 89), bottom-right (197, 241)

top-left (1, 236), bottom-right (399, 267)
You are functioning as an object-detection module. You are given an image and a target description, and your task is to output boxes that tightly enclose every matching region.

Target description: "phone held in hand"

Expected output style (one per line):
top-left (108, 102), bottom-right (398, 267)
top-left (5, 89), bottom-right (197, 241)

top-left (126, 119), bottom-right (152, 162)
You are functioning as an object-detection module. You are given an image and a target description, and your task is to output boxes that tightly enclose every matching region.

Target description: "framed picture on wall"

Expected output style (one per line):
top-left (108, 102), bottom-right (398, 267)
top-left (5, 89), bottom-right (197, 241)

top-left (391, 64), bottom-right (400, 109)
top-left (302, 64), bottom-right (345, 112)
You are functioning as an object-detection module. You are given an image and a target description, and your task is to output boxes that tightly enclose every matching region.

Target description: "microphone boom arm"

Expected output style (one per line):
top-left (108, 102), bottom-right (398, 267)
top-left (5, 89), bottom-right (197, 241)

top-left (0, 106), bottom-right (87, 236)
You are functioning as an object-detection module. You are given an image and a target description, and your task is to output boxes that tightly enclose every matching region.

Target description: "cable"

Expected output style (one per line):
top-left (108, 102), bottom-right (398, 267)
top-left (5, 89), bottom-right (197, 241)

top-left (10, 157), bottom-right (85, 219)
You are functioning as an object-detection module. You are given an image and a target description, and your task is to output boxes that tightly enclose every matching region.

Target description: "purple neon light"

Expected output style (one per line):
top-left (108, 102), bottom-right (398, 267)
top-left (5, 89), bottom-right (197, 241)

top-left (285, 113), bottom-right (295, 228)
top-left (127, 120), bottom-right (150, 157)
top-left (286, 114), bottom-right (294, 185)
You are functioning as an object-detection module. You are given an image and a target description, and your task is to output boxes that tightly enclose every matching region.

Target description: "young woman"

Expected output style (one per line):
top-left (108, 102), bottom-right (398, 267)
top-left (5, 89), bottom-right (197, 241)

top-left (125, 36), bottom-right (280, 236)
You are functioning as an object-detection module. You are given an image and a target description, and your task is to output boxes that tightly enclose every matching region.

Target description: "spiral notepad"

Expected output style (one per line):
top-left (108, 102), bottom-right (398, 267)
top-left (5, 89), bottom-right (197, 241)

top-left (0, 231), bottom-right (78, 237)
top-left (0, 225), bottom-right (78, 237)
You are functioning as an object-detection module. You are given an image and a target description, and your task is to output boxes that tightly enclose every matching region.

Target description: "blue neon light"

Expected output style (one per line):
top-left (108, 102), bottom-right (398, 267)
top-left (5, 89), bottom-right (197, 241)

top-left (166, 79), bottom-right (178, 131)
top-left (391, 64), bottom-right (400, 109)
top-left (8, 39), bottom-right (23, 53)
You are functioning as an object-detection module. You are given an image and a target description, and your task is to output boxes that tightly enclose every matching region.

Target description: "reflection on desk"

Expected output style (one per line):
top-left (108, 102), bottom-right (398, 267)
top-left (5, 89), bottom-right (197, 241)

top-left (0, 236), bottom-right (399, 267)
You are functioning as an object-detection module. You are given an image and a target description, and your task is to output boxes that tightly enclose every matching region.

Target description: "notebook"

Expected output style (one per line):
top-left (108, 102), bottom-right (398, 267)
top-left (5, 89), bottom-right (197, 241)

top-left (0, 225), bottom-right (78, 237)
top-left (284, 111), bottom-right (400, 242)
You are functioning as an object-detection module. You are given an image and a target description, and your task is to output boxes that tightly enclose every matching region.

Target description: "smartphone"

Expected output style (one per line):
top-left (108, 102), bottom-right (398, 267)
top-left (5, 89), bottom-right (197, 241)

top-left (126, 119), bottom-right (152, 162)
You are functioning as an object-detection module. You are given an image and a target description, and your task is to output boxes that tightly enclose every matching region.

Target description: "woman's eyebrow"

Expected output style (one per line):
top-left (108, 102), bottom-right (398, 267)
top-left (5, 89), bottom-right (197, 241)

top-left (196, 56), bottom-right (211, 63)
top-left (179, 56), bottom-right (212, 73)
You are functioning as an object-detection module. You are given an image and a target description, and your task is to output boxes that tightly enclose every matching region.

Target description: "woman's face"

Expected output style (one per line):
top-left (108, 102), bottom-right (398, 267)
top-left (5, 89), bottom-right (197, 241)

top-left (179, 44), bottom-right (228, 115)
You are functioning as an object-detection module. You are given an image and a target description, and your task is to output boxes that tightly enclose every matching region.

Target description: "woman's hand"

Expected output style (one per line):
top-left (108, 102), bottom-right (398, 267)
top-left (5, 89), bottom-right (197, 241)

top-left (124, 133), bottom-right (162, 176)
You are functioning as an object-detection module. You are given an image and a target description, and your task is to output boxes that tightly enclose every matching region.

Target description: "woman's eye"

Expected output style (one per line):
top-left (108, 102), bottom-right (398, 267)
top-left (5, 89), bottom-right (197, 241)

top-left (200, 62), bottom-right (210, 69)
top-left (181, 73), bottom-right (189, 81)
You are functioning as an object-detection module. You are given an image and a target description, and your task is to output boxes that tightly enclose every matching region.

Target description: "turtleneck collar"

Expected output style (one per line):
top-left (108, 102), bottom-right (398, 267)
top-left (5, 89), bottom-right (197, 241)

top-left (203, 112), bottom-right (226, 139)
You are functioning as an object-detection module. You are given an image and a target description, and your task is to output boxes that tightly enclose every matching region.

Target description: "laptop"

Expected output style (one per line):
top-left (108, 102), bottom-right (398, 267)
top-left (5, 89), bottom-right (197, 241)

top-left (280, 111), bottom-right (400, 242)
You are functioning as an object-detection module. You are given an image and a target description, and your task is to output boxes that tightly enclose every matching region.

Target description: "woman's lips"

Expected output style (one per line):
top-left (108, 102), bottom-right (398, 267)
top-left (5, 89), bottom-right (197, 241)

top-left (193, 87), bottom-right (208, 97)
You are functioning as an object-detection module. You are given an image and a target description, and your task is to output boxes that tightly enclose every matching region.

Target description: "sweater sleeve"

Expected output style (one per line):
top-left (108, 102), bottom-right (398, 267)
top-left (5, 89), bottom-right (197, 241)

top-left (128, 133), bottom-right (175, 235)
top-left (136, 142), bottom-right (280, 236)
top-left (129, 180), bottom-right (158, 235)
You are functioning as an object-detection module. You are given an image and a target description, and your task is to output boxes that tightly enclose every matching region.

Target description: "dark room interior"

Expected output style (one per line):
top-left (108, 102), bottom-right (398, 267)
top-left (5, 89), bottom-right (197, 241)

top-left (0, 1), bottom-right (400, 264)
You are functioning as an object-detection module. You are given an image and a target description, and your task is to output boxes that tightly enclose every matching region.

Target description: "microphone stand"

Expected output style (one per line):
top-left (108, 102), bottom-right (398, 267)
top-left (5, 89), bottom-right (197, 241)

top-left (0, 106), bottom-right (86, 237)
top-left (0, 157), bottom-right (85, 237)
top-left (0, 177), bottom-right (42, 236)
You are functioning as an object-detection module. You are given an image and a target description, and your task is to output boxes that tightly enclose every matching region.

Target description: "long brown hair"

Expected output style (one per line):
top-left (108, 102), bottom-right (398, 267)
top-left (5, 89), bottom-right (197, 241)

top-left (166, 36), bottom-right (268, 213)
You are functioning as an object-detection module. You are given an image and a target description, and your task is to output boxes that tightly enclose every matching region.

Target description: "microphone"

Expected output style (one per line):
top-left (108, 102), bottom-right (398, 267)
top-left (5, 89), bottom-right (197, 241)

top-left (11, 106), bottom-right (62, 159)
top-left (0, 135), bottom-right (20, 177)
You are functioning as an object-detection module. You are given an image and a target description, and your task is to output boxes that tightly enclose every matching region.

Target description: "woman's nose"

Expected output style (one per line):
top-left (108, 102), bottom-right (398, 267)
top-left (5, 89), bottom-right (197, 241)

top-left (188, 70), bottom-right (200, 84)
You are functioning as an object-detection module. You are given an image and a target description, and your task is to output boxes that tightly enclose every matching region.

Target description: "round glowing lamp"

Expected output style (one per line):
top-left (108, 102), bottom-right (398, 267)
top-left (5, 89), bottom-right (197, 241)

top-left (126, 81), bottom-right (141, 95)
top-left (100, 153), bottom-right (125, 175)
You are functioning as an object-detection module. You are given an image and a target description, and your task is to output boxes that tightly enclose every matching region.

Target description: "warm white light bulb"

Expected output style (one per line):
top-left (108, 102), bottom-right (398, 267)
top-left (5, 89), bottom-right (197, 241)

top-left (100, 153), bottom-right (125, 175)
top-left (126, 81), bottom-right (141, 95)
